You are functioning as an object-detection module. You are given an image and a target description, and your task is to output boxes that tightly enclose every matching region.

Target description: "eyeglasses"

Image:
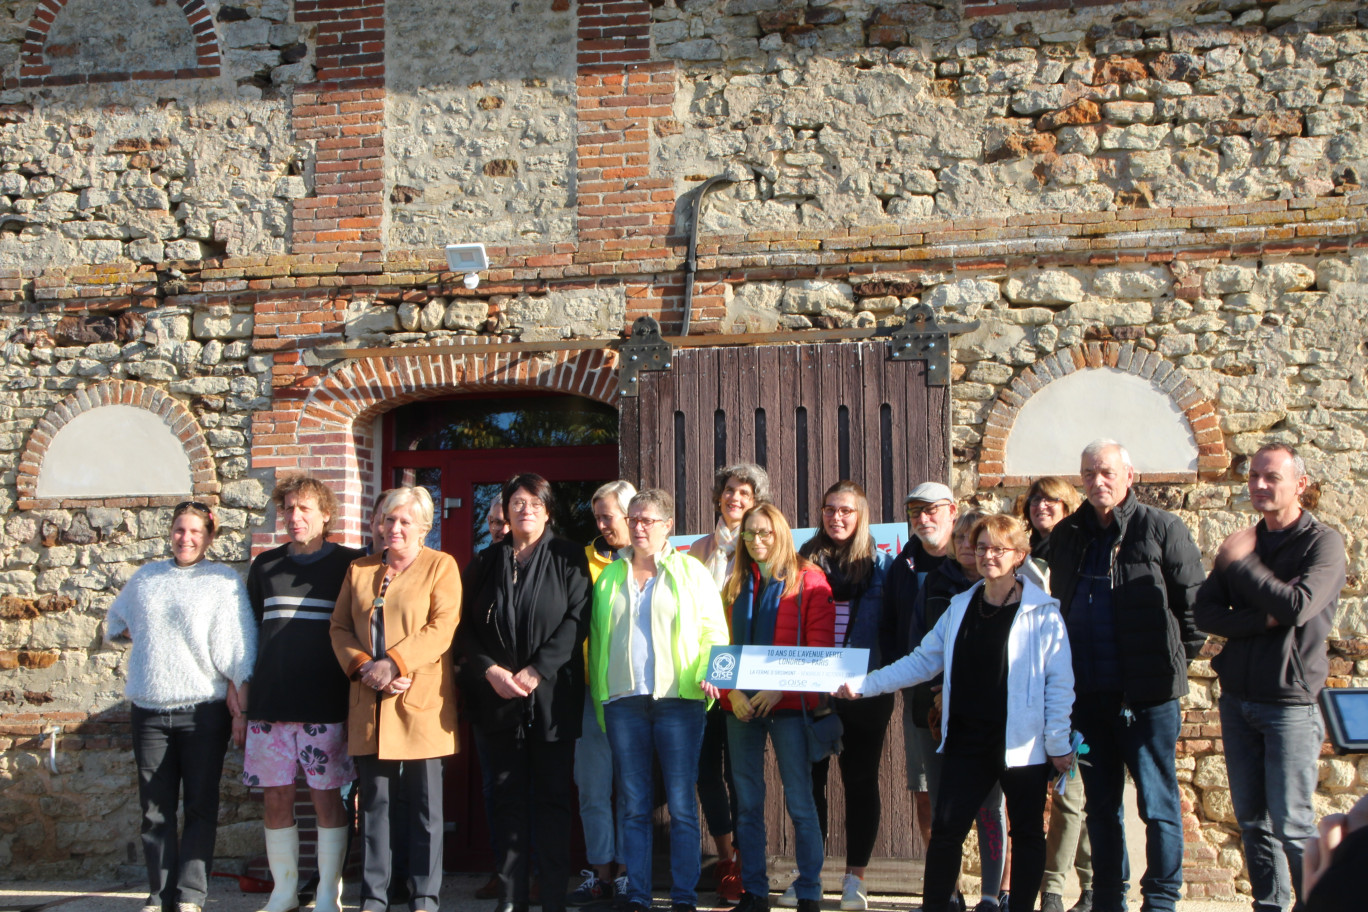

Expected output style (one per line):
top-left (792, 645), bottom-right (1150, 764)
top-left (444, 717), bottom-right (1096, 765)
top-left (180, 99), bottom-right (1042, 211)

top-left (508, 499), bottom-right (546, 514)
top-left (975, 544), bottom-right (1020, 557)
top-left (626, 516), bottom-right (667, 529)
top-left (907, 502), bottom-right (949, 518)
top-left (740, 529), bottom-right (776, 542)
top-left (175, 501), bottom-right (212, 513)
top-left (1029, 495), bottom-right (1063, 507)
top-left (821, 506), bottom-right (857, 519)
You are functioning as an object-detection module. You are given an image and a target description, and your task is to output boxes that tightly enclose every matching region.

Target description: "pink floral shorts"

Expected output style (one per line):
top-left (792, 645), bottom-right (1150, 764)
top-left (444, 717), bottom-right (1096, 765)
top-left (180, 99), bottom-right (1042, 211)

top-left (243, 720), bottom-right (356, 789)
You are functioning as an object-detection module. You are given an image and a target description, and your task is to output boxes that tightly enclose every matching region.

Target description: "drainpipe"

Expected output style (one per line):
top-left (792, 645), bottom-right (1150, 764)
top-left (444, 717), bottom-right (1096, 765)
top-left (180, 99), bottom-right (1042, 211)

top-left (680, 173), bottom-right (735, 337)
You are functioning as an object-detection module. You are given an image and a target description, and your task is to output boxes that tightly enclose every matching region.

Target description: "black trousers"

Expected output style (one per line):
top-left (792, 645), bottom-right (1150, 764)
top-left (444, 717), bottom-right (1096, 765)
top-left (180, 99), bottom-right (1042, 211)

top-left (923, 751), bottom-right (1049, 912)
top-left (131, 701), bottom-right (232, 909)
top-left (812, 692), bottom-right (896, 867)
top-left (483, 731), bottom-right (575, 912)
top-left (356, 755), bottom-right (444, 912)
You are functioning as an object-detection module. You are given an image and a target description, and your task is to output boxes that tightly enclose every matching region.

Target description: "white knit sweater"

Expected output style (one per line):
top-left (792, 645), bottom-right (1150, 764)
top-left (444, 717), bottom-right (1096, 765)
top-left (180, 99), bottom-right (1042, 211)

top-left (105, 559), bottom-right (257, 711)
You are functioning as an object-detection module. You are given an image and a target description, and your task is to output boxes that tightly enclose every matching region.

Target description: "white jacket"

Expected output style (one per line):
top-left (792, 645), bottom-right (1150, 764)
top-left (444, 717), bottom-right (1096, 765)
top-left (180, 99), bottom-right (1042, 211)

top-left (861, 574), bottom-right (1074, 767)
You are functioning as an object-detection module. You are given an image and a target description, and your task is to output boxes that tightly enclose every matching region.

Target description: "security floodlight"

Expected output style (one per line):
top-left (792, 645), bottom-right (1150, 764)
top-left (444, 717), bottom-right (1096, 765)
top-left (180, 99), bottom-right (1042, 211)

top-left (446, 243), bottom-right (489, 289)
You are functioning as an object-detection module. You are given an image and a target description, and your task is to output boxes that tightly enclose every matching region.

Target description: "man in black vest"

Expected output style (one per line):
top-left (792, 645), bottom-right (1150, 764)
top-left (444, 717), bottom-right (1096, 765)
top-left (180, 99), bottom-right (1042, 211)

top-left (1040, 440), bottom-right (1205, 912)
top-left (1195, 443), bottom-right (1345, 912)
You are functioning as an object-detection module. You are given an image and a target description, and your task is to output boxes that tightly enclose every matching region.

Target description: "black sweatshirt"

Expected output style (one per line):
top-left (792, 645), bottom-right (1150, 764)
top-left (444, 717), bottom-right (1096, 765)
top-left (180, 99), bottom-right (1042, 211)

top-left (1195, 510), bottom-right (1345, 704)
top-left (246, 542), bottom-right (364, 723)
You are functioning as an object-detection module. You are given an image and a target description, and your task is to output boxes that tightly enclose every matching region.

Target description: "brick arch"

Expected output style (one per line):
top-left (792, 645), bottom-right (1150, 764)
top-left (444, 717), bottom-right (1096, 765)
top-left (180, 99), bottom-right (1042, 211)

top-left (17, 0), bottom-right (220, 88)
top-left (976, 342), bottom-right (1230, 488)
top-left (16, 380), bottom-right (218, 510)
top-left (252, 344), bottom-right (622, 551)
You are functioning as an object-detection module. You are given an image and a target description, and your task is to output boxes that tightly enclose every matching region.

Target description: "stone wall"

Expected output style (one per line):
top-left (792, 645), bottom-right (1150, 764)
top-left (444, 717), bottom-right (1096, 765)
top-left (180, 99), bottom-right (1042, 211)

top-left (384, 0), bottom-right (577, 248)
top-left (655, 0), bottom-right (1368, 229)
top-left (0, 0), bottom-right (308, 270)
top-left (0, 293), bottom-right (272, 872)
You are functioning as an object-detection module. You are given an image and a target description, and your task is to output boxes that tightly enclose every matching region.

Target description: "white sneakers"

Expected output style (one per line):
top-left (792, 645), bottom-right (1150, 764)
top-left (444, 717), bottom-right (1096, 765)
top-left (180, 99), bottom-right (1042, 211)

top-left (840, 873), bottom-right (868, 911)
top-left (778, 871), bottom-right (867, 910)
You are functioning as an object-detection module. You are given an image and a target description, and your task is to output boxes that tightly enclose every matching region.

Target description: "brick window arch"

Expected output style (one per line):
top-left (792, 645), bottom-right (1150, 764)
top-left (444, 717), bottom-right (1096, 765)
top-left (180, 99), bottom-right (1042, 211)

top-left (17, 380), bottom-right (218, 510)
top-left (251, 344), bottom-right (621, 551)
top-left (16, 0), bottom-right (220, 88)
top-left (976, 342), bottom-right (1229, 488)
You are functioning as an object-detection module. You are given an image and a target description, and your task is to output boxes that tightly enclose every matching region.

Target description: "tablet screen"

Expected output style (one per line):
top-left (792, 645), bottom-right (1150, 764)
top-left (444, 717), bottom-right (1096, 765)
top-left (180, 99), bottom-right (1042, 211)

top-left (1341, 693), bottom-right (1368, 742)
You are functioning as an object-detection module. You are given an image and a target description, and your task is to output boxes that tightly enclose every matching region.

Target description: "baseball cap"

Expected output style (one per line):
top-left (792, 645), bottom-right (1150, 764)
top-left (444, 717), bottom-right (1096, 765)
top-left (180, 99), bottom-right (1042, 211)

top-left (905, 482), bottom-right (953, 505)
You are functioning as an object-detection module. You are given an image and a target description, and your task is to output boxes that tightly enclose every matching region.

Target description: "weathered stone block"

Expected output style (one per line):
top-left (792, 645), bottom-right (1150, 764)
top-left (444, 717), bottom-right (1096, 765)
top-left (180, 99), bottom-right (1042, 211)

top-left (1004, 272), bottom-right (1084, 306)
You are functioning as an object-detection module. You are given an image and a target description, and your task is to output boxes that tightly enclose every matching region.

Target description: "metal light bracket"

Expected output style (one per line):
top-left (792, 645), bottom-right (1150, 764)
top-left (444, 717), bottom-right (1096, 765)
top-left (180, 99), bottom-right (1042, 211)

top-left (888, 303), bottom-right (979, 386)
top-left (614, 316), bottom-right (673, 398)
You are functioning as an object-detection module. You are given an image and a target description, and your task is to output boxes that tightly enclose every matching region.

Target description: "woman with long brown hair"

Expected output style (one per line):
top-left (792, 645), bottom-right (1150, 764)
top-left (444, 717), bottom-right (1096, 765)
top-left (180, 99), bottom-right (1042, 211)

top-left (711, 503), bottom-right (835, 912)
top-left (796, 481), bottom-right (892, 911)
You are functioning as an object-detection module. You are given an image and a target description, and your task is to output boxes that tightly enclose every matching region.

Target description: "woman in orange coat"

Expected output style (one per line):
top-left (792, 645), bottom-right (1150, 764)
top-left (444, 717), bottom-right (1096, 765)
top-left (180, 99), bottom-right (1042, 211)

top-left (331, 485), bottom-right (462, 912)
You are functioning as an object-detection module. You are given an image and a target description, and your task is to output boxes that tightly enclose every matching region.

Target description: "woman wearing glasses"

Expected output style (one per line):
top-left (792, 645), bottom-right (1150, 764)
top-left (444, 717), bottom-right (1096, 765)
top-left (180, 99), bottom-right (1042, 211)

top-left (837, 514), bottom-right (1075, 912)
top-left (795, 481), bottom-right (893, 911)
top-left (711, 503), bottom-right (835, 912)
top-left (460, 473), bottom-right (592, 912)
top-left (105, 500), bottom-right (256, 912)
top-left (330, 485), bottom-right (463, 912)
top-left (587, 489), bottom-right (731, 912)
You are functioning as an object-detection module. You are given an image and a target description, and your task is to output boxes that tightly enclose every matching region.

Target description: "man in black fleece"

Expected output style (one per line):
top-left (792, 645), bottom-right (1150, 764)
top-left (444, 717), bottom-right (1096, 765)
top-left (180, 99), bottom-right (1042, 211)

top-left (1196, 443), bottom-right (1346, 912)
top-left (1039, 440), bottom-right (1205, 912)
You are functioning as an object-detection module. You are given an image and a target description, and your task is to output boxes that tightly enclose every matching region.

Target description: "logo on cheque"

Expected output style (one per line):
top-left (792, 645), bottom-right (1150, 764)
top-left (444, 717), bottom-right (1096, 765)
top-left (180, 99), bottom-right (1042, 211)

top-left (710, 651), bottom-right (737, 682)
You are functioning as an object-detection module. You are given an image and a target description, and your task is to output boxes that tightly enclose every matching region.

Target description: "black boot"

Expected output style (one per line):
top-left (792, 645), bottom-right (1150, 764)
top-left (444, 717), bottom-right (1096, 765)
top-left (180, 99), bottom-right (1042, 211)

top-left (1039, 892), bottom-right (1064, 912)
top-left (1066, 891), bottom-right (1093, 912)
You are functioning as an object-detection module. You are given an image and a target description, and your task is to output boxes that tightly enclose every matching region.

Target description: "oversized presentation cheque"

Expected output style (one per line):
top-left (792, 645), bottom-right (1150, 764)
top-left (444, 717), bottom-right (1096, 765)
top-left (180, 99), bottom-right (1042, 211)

top-left (705, 645), bottom-right (868, 693)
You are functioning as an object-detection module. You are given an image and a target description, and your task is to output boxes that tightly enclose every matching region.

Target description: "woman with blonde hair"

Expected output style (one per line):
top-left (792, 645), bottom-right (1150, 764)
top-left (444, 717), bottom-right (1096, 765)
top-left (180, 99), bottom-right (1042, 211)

top-left (331, 484), bottom-right (463, 912)
top-left (838, 513), bottom-right (1075, 912)
top-left (705, 503), bottom-right (835, 912)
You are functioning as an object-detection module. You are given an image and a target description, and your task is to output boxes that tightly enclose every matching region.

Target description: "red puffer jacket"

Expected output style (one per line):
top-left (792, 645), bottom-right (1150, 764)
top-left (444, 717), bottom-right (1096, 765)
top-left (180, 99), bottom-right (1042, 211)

top-left (722, 564), bottom-right (836, 713)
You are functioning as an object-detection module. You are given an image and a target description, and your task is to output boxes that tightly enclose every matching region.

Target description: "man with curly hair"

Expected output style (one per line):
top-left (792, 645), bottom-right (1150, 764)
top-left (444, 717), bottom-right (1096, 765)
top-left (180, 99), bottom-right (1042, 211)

top-left (240, 474), bottom-right (365, 912)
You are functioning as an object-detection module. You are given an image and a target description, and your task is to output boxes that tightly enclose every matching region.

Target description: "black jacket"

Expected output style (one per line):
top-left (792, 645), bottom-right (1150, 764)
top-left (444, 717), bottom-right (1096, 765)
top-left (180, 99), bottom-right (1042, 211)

top-left (880, 535), bottom-right (948, 665)
top-left (1194, 510), bottom-right (1345, 704)
top-left (907, 559), bottom-right (975, 727)
top-left (458, 534), bottom-right (591, 741)
top-left (1040, 491), bottom-right (1206, 705)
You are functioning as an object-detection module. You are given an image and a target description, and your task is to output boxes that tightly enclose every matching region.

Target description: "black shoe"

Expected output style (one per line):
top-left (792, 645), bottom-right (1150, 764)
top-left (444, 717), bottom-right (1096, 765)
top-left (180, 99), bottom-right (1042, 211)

top-left (796, 901), bottom-right (821, 912)
top-left (673, 905), bottom-right (698, 912)
top-left (734, 892), bottom-right (771, 912)
top-left (1065, 892), bottom-right (1092, 912)
top-left (1039, 893), bottom-right (1064, 912)
top-left (624, 904), bottom-right (650, 912)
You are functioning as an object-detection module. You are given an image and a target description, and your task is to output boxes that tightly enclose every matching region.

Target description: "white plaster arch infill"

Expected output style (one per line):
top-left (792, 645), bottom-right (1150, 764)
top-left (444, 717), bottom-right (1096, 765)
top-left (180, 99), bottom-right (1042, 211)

top-left (17, 380), bottom-right (218, 510)
top-left (977, 343), bottom-right (1230, 488)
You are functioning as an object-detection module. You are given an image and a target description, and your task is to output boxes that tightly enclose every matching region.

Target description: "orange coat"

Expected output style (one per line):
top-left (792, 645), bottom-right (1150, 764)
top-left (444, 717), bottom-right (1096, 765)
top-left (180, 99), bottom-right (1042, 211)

top-left (330, 548), bottom-right (462, 760)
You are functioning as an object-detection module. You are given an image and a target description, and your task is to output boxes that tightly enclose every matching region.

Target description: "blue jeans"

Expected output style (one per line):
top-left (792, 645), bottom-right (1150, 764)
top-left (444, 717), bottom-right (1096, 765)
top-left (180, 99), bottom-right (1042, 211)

top-left (727, 712), bottom-right (824, 901)
top-left (1073, 693), bottom-right (1183, 912)
top-left (605, 696), bottom-right (707, 906)
top-left (1219, 695), bottom-right (1323, 912)
top-left (576, 693), bottom-right (625, 866)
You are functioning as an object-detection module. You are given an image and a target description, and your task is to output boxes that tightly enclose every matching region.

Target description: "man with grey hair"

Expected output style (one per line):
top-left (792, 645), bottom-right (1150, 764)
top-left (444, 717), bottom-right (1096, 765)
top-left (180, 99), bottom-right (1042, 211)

top-left (568, 480), bottom-right (637, 905)
top-left (1039, 439), bottom-right (1205, 912)
top-left (1195, 443), bottom-right (1345, 912)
